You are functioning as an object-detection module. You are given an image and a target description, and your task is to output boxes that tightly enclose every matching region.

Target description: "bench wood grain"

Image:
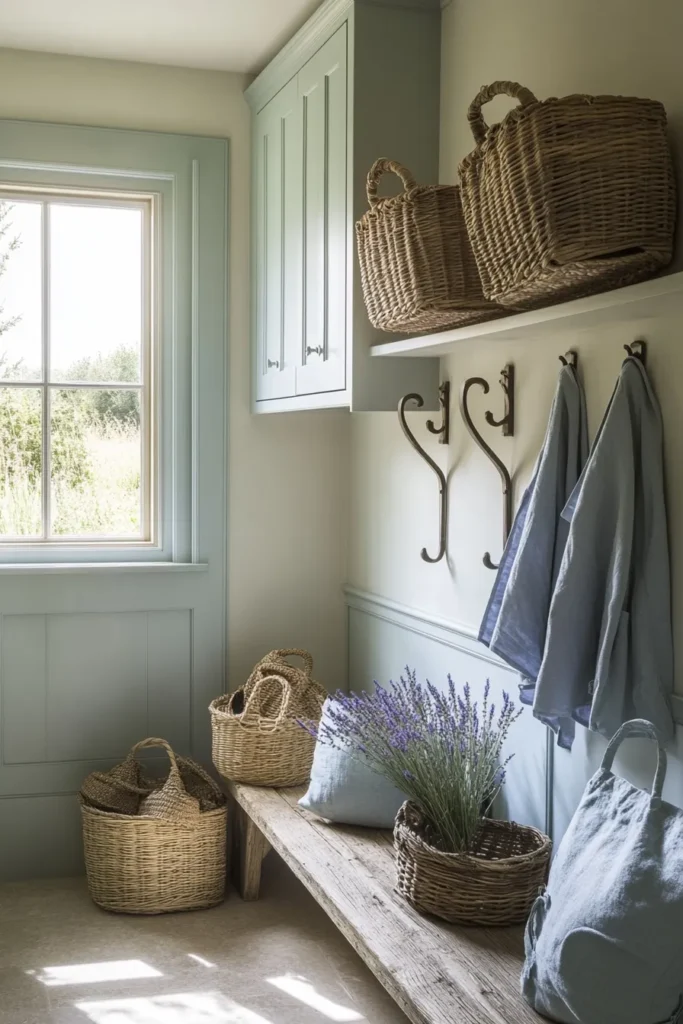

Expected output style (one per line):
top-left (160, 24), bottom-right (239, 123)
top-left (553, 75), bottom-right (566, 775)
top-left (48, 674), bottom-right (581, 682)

top-left (225, 780), bottom-right (541, 1024)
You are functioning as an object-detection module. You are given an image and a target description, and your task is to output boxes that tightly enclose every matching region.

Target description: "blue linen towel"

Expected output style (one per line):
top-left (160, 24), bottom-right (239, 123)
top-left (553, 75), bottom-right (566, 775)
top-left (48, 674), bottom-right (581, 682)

top-left (479, 364), bottom-right (588, 747)
top-left (533, 356), bottom-right (674, 744)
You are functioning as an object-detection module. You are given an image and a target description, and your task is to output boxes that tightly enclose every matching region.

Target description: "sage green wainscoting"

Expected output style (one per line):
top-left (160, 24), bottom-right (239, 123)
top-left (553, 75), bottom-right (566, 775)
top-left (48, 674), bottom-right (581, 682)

top-left (345, 587), bottom-right (683, 847)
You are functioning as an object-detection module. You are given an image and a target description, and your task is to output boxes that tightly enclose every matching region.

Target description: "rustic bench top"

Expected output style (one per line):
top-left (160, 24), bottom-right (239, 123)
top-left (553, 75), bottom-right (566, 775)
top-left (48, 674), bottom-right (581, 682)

top-left (226, 780), bottom-right (541, 1024)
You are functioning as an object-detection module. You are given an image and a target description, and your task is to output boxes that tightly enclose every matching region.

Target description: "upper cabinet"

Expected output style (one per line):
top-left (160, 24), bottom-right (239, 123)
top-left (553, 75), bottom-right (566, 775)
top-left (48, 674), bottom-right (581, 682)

top-left (247, 0), bottom-right (442, 413)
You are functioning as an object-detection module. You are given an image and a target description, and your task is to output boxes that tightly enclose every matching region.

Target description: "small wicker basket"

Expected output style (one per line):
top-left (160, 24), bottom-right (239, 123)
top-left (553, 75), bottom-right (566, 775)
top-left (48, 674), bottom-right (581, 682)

top-left (81, 737), bottom-right (227, 915)
top-left (458, 81), bottom-right (675, 308)
top-left (355, 158), bottom-right (500, 332)
top-left (394, 801), bottom-right (551, 926)
top-left (210, 649), bottom-right (326, 788)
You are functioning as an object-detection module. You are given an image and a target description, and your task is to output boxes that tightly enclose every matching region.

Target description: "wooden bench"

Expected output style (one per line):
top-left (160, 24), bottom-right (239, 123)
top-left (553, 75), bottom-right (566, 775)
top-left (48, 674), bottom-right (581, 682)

top-left (226, 780), bottom-right (541, 1024)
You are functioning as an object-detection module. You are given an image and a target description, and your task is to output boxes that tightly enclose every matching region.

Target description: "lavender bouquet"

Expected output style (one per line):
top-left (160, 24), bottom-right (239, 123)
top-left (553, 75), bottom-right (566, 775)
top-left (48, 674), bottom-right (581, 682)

top-left (302, 669), bottom-right (522, 854)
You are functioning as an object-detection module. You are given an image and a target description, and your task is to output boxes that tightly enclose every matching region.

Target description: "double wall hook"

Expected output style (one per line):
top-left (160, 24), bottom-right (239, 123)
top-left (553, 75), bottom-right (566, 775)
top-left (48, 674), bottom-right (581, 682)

top-left (559, 350), bottom-right (578, 369)
top-left (398, 381), bottom-right (450, 563)
top-left (459, 365), bottom-right (515, 571)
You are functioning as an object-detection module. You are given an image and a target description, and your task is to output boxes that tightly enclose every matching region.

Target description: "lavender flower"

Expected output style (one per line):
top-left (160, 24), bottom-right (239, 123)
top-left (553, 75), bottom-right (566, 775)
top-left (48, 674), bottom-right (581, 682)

top-left (299, 669), bottom-right (522, 854)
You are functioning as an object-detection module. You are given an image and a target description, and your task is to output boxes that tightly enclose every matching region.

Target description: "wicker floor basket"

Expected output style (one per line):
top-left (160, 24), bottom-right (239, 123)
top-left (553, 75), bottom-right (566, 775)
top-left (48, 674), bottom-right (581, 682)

top-left (458, 81), bottom-right (675, 308)
top-left (355, 158), bottom-right (500, 332)
top-left (81, 738), bottom-right (227, 915)
top-left (394, 802), bottom-right (551, 926)
top-left (210, 649), bottom-right (325, 787)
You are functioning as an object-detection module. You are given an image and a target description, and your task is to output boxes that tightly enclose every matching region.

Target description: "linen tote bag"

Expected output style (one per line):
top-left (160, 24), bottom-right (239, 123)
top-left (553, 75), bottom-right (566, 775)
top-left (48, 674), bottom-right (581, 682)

top-left (522, 719), bottom-right (683, 1024)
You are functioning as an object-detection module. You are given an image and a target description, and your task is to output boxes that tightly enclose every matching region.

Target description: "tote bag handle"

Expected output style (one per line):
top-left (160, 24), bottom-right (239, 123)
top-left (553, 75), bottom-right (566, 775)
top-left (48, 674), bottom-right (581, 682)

top-left (600, 719), bottom-right (667, 800)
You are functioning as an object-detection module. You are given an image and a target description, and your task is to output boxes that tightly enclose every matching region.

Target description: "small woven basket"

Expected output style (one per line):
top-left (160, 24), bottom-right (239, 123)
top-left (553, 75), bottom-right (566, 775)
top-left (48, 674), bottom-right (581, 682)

top-left (210, 649), bottom-right (326, 787)
top-left (81, 737), bottom-right (227, 915)
top-left (394, 801), bottom-right (551, 926)
top-left (355, 158), bottom-right (500, 332)
top-left (458, 81), bottom-right (675, 308)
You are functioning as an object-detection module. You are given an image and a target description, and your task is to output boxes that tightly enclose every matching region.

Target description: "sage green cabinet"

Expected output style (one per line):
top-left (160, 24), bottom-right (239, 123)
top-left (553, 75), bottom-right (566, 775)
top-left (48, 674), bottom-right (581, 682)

top-left (248, 0), bottom-right (442, 413)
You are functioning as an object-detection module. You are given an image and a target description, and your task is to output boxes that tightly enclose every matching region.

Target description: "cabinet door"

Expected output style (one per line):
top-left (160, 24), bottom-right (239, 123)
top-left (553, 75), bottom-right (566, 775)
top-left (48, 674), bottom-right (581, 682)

top-left (296, 25), bottom-right (348, 397)
top-left (253, 79), bottom-right (302, 402)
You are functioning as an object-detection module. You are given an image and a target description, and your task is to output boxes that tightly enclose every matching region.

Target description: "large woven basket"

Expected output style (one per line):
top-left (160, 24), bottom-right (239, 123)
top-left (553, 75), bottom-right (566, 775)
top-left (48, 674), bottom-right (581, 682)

top-left (210, 649), bottom-right (326, 787)
top-left (355, 158), bottom-right (500, 332)
top-left (81, 737), bottom-right (227, 915)
top-left (458, 81), bottom-right (675, 308)
top-left (394, 801), bottom-right (551, 926)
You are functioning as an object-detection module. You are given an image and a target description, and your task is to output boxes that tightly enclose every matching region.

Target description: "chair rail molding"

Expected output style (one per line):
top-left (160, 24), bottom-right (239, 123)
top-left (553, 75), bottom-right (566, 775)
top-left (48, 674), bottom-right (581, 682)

top-left (343, 586), bottom-right (683, 725)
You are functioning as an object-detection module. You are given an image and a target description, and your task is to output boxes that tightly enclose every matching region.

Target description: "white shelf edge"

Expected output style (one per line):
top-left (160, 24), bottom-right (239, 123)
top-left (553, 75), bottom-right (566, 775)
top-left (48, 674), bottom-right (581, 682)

top-left (370, 272), bottom-right (683, 357)
top-left (0, 561), bottom-right (209, 575)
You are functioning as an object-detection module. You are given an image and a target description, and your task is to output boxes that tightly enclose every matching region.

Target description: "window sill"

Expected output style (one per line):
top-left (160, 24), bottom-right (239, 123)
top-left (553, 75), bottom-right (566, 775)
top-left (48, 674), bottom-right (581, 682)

top-left (0, 561), bottom-right (209, 575)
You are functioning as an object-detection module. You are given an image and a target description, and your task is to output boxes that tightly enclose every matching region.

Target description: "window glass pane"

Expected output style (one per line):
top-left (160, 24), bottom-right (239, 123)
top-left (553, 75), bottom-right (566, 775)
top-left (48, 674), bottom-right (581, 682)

top-left (50, 389), bottom-right (142, 538)
top-left (50, 204), bottom-right (142, 383)
top-left (0, 387), bottom-right (42, 536)
top-left (0, 200), bottom-right (42, 381)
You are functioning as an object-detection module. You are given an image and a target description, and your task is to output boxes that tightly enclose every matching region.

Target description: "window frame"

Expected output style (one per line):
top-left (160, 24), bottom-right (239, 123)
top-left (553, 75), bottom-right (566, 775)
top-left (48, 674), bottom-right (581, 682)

top-left (0, 118), bottom-right (227, 569)
top-left (0, 184), bottom-right (158, 547)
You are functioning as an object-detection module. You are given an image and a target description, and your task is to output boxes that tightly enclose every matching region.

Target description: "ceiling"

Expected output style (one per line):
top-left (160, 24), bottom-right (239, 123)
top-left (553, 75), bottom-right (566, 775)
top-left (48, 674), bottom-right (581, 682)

top-left (0, 0), bottom-right (325, 74)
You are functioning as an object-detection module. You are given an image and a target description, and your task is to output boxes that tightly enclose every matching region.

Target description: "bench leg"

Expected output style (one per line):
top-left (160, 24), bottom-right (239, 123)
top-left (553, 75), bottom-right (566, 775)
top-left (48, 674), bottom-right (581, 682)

top-left (231, 802), bottom-right (270, 901)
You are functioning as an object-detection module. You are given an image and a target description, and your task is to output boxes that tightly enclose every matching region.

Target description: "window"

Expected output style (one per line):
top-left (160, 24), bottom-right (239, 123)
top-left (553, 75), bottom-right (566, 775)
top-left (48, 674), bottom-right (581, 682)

top-left (0, 187), bottom-right (154, 544)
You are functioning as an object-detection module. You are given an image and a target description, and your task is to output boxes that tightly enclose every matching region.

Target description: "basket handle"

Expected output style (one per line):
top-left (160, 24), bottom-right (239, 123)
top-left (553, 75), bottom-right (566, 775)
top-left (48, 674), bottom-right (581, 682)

top-left (366, 159), bottom-right (418, 207)
top-left (265, 648), bottom-right (314, 677)
top-left (131, 737), bottom-right (182, 780)
top-left (242, 674), bottom-right (294, 731)
top-left (467, 81), bottom-right (537, 145)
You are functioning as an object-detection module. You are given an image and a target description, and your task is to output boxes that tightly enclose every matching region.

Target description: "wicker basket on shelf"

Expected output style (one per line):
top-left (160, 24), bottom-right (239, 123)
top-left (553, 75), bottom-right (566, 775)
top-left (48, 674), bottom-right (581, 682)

top-left (355, 158), bottom-right (500, 332)
top-left (81, 737), bottom-right (227, 915)
top-left (394, 801), bottom-right (551, 926)
top-left (210, 649), bottom-right (325, 787)
top-left (458, 81), bottom-right (675, 308)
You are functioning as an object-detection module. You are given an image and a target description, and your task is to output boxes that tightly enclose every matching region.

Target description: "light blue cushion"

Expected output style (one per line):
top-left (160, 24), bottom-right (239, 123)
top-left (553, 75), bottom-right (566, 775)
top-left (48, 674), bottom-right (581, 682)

top-left (299, 699), bottom-right (406, 828)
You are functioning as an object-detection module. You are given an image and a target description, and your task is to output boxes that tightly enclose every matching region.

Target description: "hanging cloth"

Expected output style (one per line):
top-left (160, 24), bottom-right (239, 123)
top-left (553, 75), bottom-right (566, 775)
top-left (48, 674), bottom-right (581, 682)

top-left (533, 355), bottom-right (674, 745)
top-left (479, 363), bottom-right (589, 747)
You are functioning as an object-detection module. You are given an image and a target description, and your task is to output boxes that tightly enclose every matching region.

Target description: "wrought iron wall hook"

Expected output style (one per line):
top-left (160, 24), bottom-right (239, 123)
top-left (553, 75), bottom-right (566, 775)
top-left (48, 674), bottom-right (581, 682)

top-left (398, 382), bottom-right (450, 564)
top-left (483, 364), bottom-right (515, 435)
top-left (425, 381), bottom-right (451, 444)
top-left (624, 339), bottom-right (647, 365)
top-left (459, 367), bottom-right (514, 571)
top-left (559, 350), bottom-right (578, 368)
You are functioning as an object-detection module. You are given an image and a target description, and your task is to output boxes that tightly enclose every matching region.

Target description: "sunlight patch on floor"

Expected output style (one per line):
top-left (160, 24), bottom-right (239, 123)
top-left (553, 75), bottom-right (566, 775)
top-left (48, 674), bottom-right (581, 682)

top-left (187, 953), bottom-right (216, 968)
top-left (75, 991), bottom-right (274, 1024)
top-left (29, 960), bottom-right (162, 987)
top-left (267, 974), bottom-right (364, 1022)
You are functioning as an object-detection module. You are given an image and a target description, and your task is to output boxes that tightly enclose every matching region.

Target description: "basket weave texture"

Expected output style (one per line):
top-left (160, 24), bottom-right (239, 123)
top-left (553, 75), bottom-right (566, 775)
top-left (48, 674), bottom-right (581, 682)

top-left (81, 737), bottom-right (227, 915)
top-left (355, 158), bottom-right (500, 332)
top-left (458, 81), bottom-right (675, 308)
top-left (210, 649), bottom-right (325, 787)
top-left (394, 801), bottom-right (551, 926)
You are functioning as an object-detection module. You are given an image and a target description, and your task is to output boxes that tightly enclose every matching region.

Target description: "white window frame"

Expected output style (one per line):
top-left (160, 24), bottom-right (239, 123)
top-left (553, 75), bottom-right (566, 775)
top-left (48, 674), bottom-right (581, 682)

top-left (0, 183), bottom-right (158, 548)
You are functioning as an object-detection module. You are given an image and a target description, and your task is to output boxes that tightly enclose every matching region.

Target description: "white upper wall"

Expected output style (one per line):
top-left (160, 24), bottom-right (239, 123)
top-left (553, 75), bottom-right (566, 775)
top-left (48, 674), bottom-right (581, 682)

top-left (349, 0), bottom-right (683, 692)
top-left (0, 46), bottom-right (350, 692)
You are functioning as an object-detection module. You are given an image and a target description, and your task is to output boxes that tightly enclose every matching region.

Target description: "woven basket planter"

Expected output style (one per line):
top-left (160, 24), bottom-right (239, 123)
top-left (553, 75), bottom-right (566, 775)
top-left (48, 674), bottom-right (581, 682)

top-left (394, 801), bottom-right (551, 926)
top-left (81, 737), bottom-right (227, 915)
top-left (355, 158), bottom-right (500, 332)
top-left (458, 81), bottom-right (675, 308)
top-left (210, 649), bottom-right (326, 787)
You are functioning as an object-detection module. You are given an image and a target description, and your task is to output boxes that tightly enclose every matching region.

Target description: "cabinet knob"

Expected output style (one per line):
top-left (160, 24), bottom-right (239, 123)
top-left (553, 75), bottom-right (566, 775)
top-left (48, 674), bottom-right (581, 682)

top-left (306, 346), bottom-right (324, 357)
top-left (267, 358), bottom-right (280, 369)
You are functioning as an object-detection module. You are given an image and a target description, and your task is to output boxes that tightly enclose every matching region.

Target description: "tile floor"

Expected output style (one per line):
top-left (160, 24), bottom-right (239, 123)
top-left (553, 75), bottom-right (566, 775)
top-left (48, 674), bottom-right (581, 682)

top-left (0, 855), bottom-right (409, 1024)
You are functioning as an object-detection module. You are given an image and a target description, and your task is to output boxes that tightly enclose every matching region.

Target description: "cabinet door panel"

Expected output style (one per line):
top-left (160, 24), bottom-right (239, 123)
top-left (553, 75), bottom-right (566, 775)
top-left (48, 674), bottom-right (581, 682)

top-left (296, 25), bottom-right (347, 397)
top-left (254, 80), bottom-right (299, 402)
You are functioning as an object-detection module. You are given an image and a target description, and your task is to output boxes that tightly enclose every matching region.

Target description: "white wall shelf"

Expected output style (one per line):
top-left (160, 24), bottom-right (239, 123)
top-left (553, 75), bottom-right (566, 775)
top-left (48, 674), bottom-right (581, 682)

top-left (370, 272), bottom-right (683, 358)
